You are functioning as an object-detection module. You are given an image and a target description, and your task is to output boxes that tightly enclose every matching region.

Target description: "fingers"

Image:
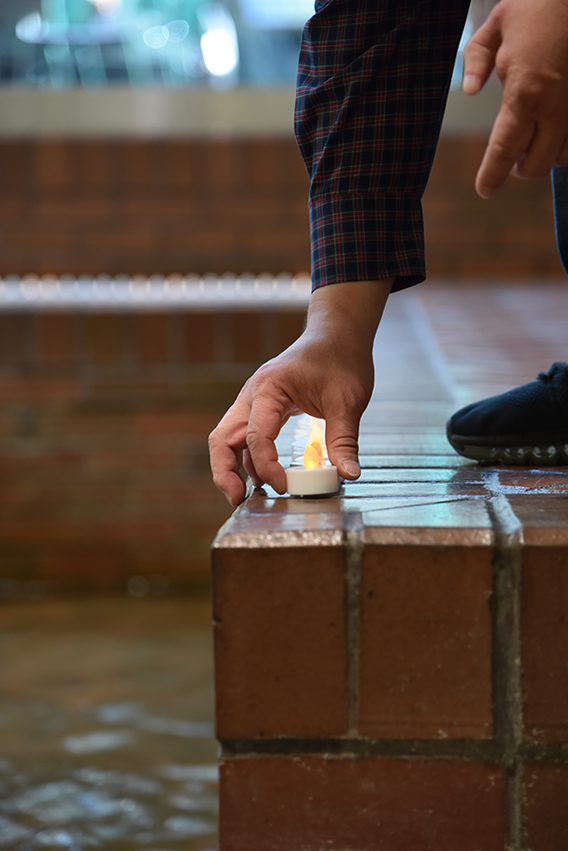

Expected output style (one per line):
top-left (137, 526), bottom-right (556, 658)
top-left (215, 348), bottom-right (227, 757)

top-left (242, 447), bottom-right (264, 488)
top-left (324, 408), bottom-right (363, 482)
top-left (463, 19), bottom-right (501, 96)
top-left (246, 393), bottom-right (289, 494)
top-left (475, 93), bottom-right (568, 197)
top-left (513, 125), bottom-right (566, 179)
top-left (209, 370), bottom-right (292, 505)
top-left (208, 425), bottom-right (247, 507)
top-left (466, 0), bottom-right (568, 198)
top-left (475, 105), bottom-right (536, 198)
top-left (208, 394), bottom-right (252, 507)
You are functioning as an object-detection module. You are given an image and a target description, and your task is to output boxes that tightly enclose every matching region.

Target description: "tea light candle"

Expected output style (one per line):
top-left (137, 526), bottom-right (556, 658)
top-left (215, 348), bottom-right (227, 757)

top-left (285, 419), bottom-right (340, 496)
top-left (286, 463), bottom-right (339, 496)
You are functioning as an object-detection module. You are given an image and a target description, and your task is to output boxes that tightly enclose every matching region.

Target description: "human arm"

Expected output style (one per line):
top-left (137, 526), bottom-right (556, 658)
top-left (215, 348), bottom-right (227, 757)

top-left (208, 279), bottom-right (391, 506)
top-left (464, 0), bottom-right (568, 198)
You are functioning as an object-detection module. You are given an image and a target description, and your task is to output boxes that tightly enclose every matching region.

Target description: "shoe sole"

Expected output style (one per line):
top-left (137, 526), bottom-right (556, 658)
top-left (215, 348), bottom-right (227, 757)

top-left (446, 425), bottom-right (568, 465)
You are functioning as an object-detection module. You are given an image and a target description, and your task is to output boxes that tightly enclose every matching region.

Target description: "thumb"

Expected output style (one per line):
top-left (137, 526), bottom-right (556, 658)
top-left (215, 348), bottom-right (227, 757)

top-left (325, 413), bottom-right (362, 481)
top-left (463, 15), bottom-right (502, 95)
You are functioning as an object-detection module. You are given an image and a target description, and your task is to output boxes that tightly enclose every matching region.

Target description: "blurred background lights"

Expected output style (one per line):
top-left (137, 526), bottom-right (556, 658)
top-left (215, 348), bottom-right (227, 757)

top-left (4, 0), bottom-right (318, 86)
top-left (164, 19), bottom-right (190, 43)
top-left (86, 0), bottom-right (123, 11)
top-left (200, 28), bottom-right (237, 76)
top-left (198, 3), bottom-right (238, 77)
top-left (143, 19), bottom-right (189, 49)
top-left (142, 24), bottom-right (168, 48)
top-left (238, 0), bottom-right (315, 28)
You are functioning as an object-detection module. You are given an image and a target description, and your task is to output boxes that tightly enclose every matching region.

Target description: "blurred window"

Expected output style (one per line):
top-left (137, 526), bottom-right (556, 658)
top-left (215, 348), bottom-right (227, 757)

top-left (0, 0), bottom-right (492, 89)
top-left (0, 0), bottom-right (314, 87)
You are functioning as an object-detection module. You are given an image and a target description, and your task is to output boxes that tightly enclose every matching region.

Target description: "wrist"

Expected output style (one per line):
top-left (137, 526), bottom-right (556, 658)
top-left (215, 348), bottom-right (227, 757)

top-left (306, 280), bottom-right (392, 348)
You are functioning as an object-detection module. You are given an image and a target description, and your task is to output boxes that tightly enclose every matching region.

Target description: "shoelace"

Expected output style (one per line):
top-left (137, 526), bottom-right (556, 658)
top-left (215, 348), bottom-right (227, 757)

top-left (538, 362), bottom-right (567, 384)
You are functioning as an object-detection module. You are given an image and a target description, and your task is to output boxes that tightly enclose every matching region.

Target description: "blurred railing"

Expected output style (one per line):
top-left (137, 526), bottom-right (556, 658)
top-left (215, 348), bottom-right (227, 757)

top-left (0, 272), bottom-right (311, 311)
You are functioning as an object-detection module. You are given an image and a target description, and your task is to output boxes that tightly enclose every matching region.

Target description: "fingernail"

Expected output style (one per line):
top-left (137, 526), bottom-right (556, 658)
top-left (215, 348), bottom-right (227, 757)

top-left (462, 73), bottom-right (479, 94)
top-left (342, 460), bottom-right (361, 479)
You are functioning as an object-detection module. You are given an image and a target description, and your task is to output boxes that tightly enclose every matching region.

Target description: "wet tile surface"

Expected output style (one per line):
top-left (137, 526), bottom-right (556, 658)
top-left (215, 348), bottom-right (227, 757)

top-left (0, 598), bottom-right (218, 851)
top-left (223, 282), bottom-right (568, 551)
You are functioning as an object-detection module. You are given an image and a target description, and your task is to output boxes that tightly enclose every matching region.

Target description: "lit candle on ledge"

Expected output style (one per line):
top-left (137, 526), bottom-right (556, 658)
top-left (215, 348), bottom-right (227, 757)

top-left (286, 418), bottom-right (340, 497)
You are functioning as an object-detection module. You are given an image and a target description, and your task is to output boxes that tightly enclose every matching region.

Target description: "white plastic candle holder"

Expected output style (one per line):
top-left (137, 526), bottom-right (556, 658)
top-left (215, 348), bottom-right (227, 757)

top-left (285, 464), bottom-right (339, 496)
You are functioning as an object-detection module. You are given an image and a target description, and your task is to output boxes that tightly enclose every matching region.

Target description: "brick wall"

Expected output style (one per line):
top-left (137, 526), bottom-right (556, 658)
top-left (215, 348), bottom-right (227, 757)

top-left (213, 513), bottom-right (508, 851)
top-left (0, 137), bottom-right (563, 278)
top-left (0, 303), bottom-right (305, 596)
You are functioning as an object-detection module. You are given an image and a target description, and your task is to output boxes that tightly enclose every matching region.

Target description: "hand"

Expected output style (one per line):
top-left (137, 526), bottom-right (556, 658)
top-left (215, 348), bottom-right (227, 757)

top-left (463, 0), bottom-right (568, 198)
top-left (208, 280), bottom-right (391, 506)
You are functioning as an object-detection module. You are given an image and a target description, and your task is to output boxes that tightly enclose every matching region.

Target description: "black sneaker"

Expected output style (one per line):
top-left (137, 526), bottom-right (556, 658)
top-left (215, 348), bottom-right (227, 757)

top-left (446, 362), bottom-right (568, 464)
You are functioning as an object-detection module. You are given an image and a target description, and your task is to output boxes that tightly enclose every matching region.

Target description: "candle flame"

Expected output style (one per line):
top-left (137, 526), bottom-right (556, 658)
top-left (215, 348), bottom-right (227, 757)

top-left (304, 439), bottom-right (324, 469)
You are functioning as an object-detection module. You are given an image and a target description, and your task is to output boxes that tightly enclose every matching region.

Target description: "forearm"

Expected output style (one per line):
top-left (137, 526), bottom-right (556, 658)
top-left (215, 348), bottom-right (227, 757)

top-left (306, 280), bottom-right (392, 352)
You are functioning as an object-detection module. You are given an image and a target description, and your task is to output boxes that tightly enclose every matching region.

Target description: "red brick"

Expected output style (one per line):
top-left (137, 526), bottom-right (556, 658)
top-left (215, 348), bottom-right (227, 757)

top-left (208, 141), bottom-right (242, 190)
top-left (0, 142), bottom-right (30, 194)
top-left (119, 141), bottom-right (161, 190)
top-left (213, 545), bottom-right (347, 738)
top-left (219, 755), bottom-right (505, 851)
top-left (85, 314), bottom-right (125, 365)
top-left (0, 451), bottom-right (83, 476)
top-left (183, 313), bottom-right (217, 364)
top-left (525, 763), bottom-right (568, 851)
top-left (134, 313), bottom-right (170, 364)
top-left (83, 448), bottom-right (186, 473)
top-left (232, 312), bottom-right (263, 363)
top-left (132, 410), bottom-right (218, 435)
top-left (161, 142), bottom-right (195, 191)
top-left (182, 139), bottom-right (211, 190)
top-left (522, 547), bottom-right (568, 741)
top-left (74, 141), bottom-right (118, 192)
top-left (277, 312), bottom-right (306, 352)
top-left (34, 141), bottom-right (74, 192)
top-left (38, 313), bottom-right (76, 365)
top-left (247, 140), bottom-right (282, 191)
top-left (39, 547), bottom-right (126, 583)
top-left (0, 315), bottom-right (32, 368)
top-left (359, 545), bottom-right (493, 739)
top-left (0, 519), bottom-right (88, 545)
top-left (274, 139), bottom-right (311, 190)
top-left (0, 378), bottom-right (80, 403)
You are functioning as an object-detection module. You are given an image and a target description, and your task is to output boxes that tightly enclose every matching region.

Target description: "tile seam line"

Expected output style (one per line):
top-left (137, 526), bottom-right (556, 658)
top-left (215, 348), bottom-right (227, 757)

top-left (219, 739), bottom-right (504, 760)
top-left (402, 291), bottom-right (461, 405)
top-left (483, 475), bottom-right (524, 851)
top-left (343, 511), bottom-right (364, 738)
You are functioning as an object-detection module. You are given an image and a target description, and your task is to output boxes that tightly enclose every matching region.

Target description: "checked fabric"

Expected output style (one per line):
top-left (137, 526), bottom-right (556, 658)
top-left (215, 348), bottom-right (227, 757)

top-left (295, 0), bottom-right (471, 292)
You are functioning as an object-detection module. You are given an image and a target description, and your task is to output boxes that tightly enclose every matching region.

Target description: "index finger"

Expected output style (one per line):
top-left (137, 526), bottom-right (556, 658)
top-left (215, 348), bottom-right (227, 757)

top-left (246, 392), bottom-right (292, 495)
top-left (208, 398), bottom-right (251, 507)
top-left (476, 103), bottom-right (535, 198)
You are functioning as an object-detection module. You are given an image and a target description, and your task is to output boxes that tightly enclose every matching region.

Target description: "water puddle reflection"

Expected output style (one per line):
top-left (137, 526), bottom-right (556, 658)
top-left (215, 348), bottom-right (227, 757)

top-left (0, 598), bottom-right (218, 850)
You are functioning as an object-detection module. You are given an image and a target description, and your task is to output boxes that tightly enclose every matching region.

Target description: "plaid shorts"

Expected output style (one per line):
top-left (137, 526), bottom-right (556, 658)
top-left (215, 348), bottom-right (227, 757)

top-left (295, 0), bottom-right (471, 291)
